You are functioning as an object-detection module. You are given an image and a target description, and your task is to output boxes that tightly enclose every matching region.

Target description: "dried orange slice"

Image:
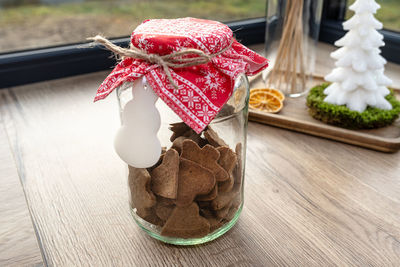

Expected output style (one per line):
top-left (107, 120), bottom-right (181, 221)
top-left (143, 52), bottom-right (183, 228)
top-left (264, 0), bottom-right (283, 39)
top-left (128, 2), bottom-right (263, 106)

top-left (250, 88), bottom-right (285, 102)
top-left (249, 91), bottom-right (283, 113)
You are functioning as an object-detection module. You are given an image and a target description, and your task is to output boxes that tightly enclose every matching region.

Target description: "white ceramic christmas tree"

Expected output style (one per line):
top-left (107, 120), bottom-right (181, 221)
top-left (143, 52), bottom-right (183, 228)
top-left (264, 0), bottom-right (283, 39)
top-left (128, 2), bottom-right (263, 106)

top-left (323, 0), bottom-right (392, 112)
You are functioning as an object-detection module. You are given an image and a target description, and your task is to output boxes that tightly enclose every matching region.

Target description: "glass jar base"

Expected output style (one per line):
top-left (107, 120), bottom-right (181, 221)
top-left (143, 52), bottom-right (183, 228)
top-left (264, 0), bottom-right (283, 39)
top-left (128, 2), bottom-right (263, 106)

top-left (131, 203), bottom-right (243, 245)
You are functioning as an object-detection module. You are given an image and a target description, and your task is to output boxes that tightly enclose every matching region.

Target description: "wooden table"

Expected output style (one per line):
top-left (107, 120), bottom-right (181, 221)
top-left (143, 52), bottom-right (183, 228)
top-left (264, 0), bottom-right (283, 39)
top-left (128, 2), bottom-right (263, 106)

top-left (1, 43), bottom-right (400, 266)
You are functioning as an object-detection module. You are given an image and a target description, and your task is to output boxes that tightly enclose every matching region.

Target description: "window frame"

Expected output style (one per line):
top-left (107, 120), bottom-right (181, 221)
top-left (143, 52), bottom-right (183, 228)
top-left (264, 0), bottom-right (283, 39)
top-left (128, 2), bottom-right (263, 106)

top-left (0, 0), bottom-right (399, 89)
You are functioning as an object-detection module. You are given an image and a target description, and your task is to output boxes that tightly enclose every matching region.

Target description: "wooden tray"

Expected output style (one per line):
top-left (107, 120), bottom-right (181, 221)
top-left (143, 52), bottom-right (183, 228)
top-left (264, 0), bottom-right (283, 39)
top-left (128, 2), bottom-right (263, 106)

top-left (248, 74), bottom-right (400, 153)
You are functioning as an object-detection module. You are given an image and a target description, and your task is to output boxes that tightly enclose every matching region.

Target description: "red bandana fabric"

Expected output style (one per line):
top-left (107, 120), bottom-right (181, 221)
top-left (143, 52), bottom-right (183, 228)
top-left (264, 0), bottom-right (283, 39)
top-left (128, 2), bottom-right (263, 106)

top-left (95, 18), bottom-right (268, 133)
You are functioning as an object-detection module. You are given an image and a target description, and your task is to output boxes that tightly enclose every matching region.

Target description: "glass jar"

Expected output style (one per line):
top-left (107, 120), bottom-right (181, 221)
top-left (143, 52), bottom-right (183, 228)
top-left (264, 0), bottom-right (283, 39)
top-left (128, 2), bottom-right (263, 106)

top-left (117, 74), bottom-right (249, 245)
top-left (264, 0), bottom-right (323, 97)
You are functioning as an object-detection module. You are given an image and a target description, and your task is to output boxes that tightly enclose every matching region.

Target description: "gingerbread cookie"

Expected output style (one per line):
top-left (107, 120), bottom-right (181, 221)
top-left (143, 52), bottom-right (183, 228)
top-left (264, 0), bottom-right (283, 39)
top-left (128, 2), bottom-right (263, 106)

top-left (224, 195), bottom-right (242, 221)
top-left (176, 158), bottom-right (215, 206)
top-left (216, 104), bottom-right (235, 118)
top-left (181, 140), bottom-right (229, 182)
top-left (134, 125), bottom-right (245, 237)
top-left (210, 189), bottom-right (239, 210)
top-left (141, 209), bottom-right (164, 226)
top-left (157, 196), bottom-right (175, 206)
top-left (151, 149), bottom-right (179, 199)
top-left (204, 127), bottom-right (227, 147)
top-left (200, 208), bottom-right (224, 232)
top-left (218, 176), bottom-right (234, 193)
top-left (169, 122), bottom-right (195, 142)
top-left (217, 147), bottom-right (237, 176)
top-left (155, 201), bottom-right (175, 222)
top-left (232, 143), bottom-right (243, 184)
top-left (198, 201), bottom-right (211, 209)
top-left (196, 184), bottom-right (218, 201)
top-left (161, 203), bottom-right (211, 238)
top-left (215, 202), bottom-right (233, 219)
top-left (146, 152), bottom-right (165, 173)
top-left (196, 137), bottom-right (209, 148)
top-left (216, 146), bottom-right (237, 192)
top-left (171, 133), bottom-right (202, 154)
top-left (128, 166), bottom-right (156, 218)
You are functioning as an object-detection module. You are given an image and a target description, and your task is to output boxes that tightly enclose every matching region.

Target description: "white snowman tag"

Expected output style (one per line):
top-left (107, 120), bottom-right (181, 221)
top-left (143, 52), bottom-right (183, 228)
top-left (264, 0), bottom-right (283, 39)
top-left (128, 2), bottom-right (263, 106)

top-left (114, 78), bottom-right (162, 168)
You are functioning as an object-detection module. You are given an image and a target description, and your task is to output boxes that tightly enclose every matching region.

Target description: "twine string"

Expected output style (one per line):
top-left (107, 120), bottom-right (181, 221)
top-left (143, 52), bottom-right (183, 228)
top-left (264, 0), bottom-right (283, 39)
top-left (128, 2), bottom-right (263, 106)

top-left (88, 35), bottom-right (233, 89)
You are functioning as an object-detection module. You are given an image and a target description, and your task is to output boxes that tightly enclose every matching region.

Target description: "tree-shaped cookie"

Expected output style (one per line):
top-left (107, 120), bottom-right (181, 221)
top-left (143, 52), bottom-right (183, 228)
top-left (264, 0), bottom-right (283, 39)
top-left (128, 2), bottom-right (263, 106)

top-left (181, 139), bottom-right (229, 182)
top-left (161, 203), bottom-right (210, 238)
top-left (176, 158), bottom-right (215, 206)
top-left (151, 149), bottom-right (179, 199)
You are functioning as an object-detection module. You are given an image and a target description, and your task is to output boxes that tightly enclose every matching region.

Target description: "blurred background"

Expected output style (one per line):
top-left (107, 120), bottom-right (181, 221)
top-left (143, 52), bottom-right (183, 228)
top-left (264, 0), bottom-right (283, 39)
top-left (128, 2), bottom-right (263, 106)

top-left (345, 0), bottom-right (399, 32)
top-left (0, 0), bottom-right (398, 53)
top-left (0, 0), bottom-right (266, 53)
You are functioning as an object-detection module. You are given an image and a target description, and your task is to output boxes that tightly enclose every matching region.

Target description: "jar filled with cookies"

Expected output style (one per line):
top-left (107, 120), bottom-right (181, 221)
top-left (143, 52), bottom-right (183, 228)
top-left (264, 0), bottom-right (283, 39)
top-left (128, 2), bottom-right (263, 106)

top-left (92, 18), bottom-right (268, 245)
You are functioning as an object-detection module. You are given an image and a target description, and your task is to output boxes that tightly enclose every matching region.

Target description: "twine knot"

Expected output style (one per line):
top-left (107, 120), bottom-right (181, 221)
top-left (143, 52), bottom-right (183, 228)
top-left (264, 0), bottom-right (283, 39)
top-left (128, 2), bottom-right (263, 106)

top-left (88, 35), bottom-right (233, 90)
top-left (147, 54), bottom-right (160, 65)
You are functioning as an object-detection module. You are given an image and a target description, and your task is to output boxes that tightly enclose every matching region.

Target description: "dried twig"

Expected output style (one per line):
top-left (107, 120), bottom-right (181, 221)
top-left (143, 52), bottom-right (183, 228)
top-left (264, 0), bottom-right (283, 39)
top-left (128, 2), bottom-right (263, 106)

top-left (267, 0), bottom-right (307, 95)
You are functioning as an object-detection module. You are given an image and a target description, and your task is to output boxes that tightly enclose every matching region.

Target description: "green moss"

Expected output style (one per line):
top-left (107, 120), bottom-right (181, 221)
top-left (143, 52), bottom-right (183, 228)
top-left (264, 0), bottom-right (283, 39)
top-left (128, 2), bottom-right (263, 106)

top-left (306, 83), bottom-right (400, 129)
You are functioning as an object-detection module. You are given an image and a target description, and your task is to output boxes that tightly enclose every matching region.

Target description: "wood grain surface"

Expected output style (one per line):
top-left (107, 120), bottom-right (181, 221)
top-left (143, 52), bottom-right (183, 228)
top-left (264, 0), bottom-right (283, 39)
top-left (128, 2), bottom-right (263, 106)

top-left (0, 43), bottom-right (399, 266)
top-left (0, 104), bottom-right (43, 266)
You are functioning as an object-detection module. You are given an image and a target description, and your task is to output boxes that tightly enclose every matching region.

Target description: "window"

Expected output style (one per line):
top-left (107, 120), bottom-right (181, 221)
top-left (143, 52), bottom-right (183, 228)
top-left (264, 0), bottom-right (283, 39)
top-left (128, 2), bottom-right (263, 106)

top-left (0, 0), bottom-right (266, 88)
top-left (320, 0), bottom-right (400, 64)
top-left (0, 0), bottom-right (266, 53)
